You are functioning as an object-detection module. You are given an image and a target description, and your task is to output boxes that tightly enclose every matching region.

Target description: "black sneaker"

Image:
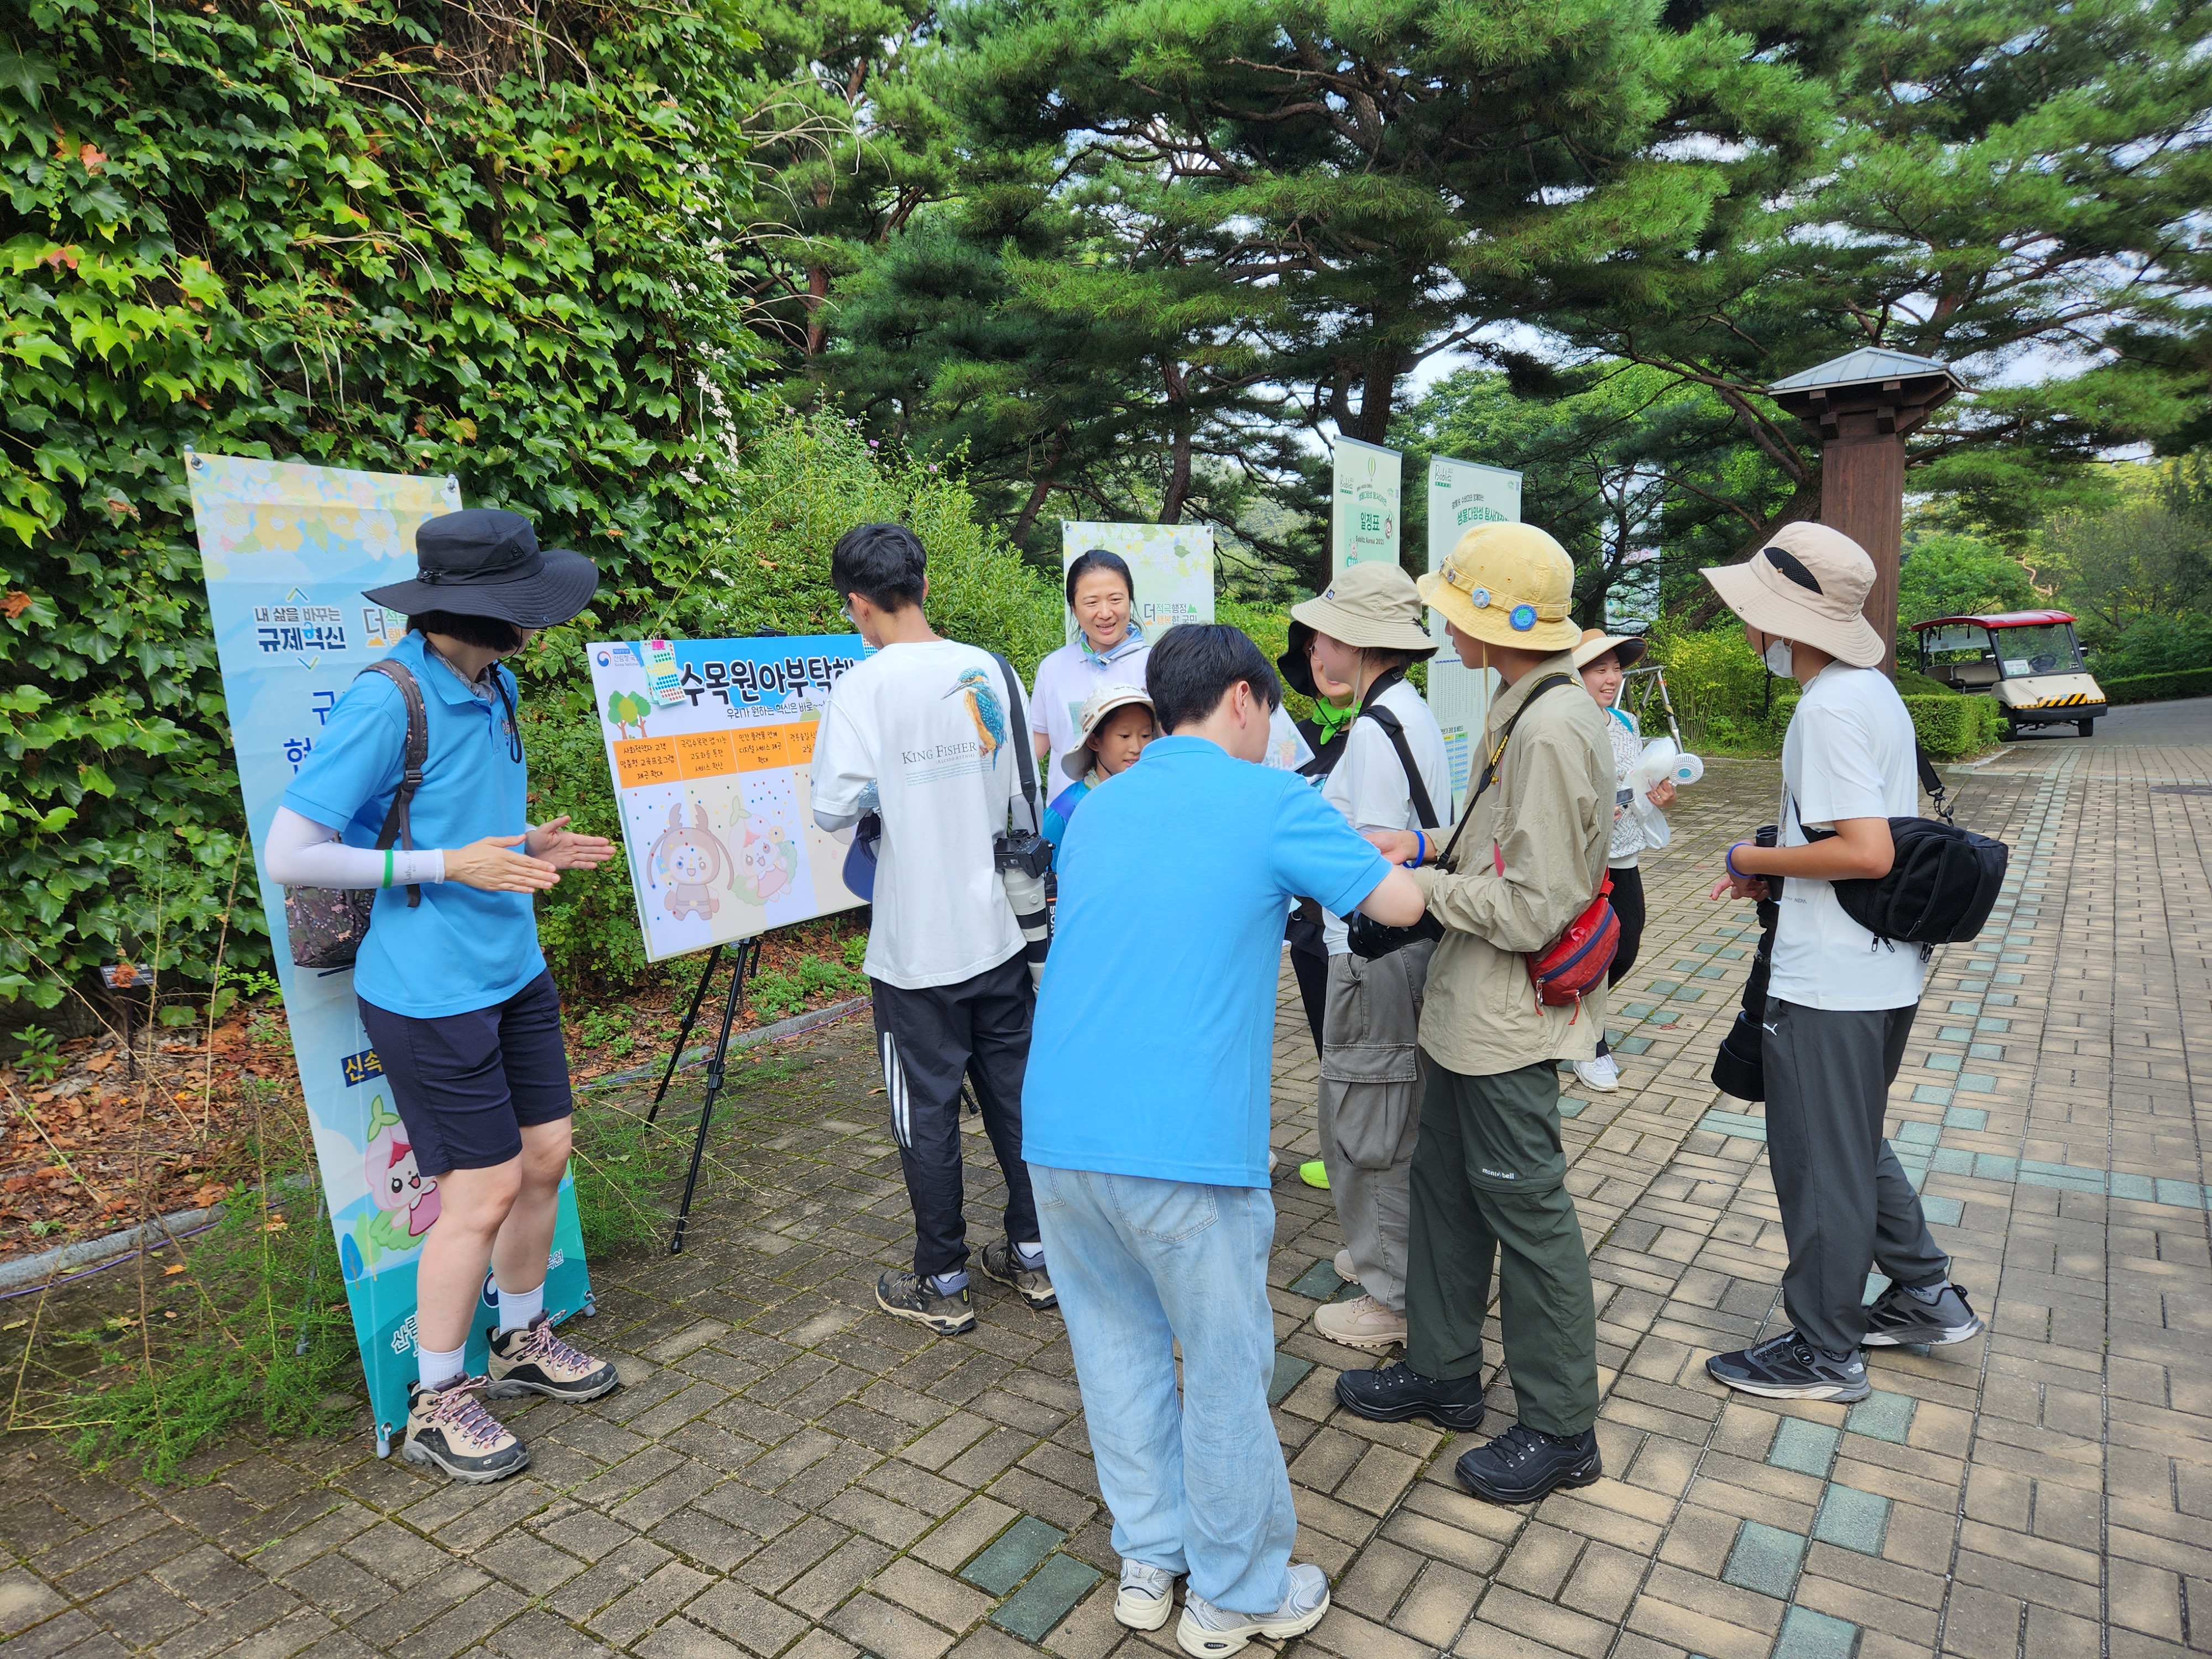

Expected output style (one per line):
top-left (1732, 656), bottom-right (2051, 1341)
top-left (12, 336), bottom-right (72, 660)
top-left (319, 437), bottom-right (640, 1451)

top-left (1860, 1281), bottom-right (1982, 1348)
top-left (1455, 1424), bottom-right (1602, 1504)
top-left (1334, 1361), bottom-right (1487, 1431)
top-left (876, 1269), bottom-right (975, 1335)
top-left (1706, 1331), bottom-right (1870, 1401)
top-left (979, 1239), bottom-right (1057, 1311)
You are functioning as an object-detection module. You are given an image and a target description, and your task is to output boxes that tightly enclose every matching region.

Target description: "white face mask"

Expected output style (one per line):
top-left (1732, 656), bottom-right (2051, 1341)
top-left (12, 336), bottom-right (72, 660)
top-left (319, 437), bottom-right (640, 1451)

top-left (1762, 637), bottom-right (1794, 677)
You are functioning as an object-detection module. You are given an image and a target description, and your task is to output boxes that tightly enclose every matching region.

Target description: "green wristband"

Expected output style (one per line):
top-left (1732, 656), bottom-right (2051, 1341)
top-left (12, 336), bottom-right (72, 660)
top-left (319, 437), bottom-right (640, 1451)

top-left (382, 847), bottom-right (394, 889)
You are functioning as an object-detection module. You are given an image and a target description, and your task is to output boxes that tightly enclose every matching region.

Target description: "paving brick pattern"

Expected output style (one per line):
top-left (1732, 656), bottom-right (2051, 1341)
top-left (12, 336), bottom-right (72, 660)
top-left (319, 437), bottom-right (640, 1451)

top-left (2, 725), bottom-right (2207, 1659)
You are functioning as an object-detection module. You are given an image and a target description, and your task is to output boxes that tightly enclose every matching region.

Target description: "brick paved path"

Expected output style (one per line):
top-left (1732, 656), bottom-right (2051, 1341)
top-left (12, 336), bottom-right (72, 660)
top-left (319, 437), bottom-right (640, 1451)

top-left (2, 708), bottom-right (2208, 1659)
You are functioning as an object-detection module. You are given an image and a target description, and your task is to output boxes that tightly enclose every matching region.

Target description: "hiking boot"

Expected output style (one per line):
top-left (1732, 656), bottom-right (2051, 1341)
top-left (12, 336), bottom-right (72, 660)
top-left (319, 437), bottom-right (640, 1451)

top-left (487, 1313), bottom-right (621, 1403)
top-left (1860, 1280), bottom-right (1982, 1348)
top-left (876, 1269), bottom-right (975, 1335)
top-left (1312, 1294), bottom-right (1406, 1353)
top-left (1332, 1248), bottom-right (1355, 1284)
top-left (1572, 1053), bottom-right (1622, 1092)
top-left (1115, 1560), bottom-right (1179, 1631)
top-left (980, 1238), bottom-right (1058, 1311)
top-left (1707, 1331), bottom-right (1870, 1401)
top-left (1334, 1360), bottom-right (1486, 1432)
top-left (400, 1378), bottom-right (529, 1484)
top-left (1455, 1423), bottom-right (1603, 1504)
top-left (1176, 1562), bottom-right (1329, 1656)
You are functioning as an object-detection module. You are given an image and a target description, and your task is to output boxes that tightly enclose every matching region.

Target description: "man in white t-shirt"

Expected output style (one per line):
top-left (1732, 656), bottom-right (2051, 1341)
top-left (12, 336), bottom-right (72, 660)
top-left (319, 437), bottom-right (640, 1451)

top-left (812, 523), bottom-right (1055, 1337)
top-left (1702, 524), bottom-right (1982, 1404)
top-left (1286, 564), bottom-right (1452, 1354)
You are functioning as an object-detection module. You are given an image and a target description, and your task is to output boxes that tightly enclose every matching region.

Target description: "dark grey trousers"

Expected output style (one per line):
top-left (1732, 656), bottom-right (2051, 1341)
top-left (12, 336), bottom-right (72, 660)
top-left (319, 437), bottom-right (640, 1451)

top-left (1762, 998), bottom-right (1951, 1354)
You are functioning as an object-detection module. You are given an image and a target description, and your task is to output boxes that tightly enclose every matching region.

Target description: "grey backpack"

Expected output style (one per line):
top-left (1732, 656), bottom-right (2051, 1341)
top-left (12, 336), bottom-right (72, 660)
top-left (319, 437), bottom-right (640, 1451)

top-left (284, 661), bottom-right (430, 969)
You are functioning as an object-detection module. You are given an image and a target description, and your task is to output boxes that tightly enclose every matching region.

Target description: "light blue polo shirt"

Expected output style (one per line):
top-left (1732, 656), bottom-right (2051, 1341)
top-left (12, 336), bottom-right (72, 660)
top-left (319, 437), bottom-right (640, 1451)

top-left (1022, 734), bottom-right (1390, 1187)
top-left (283, 632), bottom-right (544, 1018)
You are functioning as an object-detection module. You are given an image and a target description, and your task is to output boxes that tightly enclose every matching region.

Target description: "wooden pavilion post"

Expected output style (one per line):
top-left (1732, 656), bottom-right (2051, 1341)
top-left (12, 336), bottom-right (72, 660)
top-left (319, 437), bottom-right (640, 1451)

top-left (1767, 348), bottom-right (1963, 678)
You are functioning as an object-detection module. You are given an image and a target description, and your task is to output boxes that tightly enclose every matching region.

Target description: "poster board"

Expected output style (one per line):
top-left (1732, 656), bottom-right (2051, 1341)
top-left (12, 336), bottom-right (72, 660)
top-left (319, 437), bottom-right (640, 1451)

top-left (1059, 521), bottom-right (1213, 645)
top-left (1332, 436), bottom-right (1403, 574)
top-left (584, 638), bottom-right (869, 963)
top-left (189, 452), bottom-right (594, 1455)
top-left (1426, 456), bottom-right (1523, 815)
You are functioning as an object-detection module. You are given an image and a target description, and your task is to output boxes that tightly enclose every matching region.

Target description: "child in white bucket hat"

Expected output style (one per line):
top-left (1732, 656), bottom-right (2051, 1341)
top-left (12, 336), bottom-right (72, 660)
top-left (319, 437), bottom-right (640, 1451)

top-left (1700, 522), bottom-right (1981, 1404)
top-left (1040, 684), bottom-right (1156, 868)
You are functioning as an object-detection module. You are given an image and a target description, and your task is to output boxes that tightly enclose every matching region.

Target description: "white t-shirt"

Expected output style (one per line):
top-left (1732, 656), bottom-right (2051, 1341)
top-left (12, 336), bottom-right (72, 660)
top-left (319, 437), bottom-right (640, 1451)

top-left (1030, 634), bottom-right (1151, 786)
top-left (812, 640), bottom-right (1027, 990)
top-left (1768, 662), bottom-right (1926, 1011)
top-left (1319, 679), bottom-right (1451, 954)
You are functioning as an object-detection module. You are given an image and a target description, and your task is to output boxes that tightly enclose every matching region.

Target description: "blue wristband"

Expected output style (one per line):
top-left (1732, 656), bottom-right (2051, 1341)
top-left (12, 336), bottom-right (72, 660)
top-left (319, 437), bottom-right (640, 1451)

top-left (1409, 830), bottom-right (1426, 869)
top-left (1725, 841), bottom-right (1749, 879)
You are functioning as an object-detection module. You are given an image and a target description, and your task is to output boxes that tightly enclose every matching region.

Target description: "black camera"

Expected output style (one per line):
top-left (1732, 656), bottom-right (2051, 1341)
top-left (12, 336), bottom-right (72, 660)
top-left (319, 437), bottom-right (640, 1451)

top-left (1710, 824), bottom-right (1780, 1103)
top-left (994, 830), bottom-right (1054, 880)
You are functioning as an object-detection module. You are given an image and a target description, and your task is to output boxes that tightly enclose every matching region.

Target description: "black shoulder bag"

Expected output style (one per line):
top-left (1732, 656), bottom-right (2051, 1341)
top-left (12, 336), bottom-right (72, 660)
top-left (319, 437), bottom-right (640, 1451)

top-left (1793, 745), bottom-right (2009, 948)
top-left (284, 660), bottom-right (431, 970)
top-left (1347, 674), bottom-right (1574, 960)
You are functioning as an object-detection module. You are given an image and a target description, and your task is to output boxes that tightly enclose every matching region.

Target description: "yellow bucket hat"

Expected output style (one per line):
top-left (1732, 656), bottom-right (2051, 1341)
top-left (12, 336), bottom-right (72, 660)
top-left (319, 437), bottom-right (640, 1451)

top-left (1416, 522), bottom-right (1581, 653)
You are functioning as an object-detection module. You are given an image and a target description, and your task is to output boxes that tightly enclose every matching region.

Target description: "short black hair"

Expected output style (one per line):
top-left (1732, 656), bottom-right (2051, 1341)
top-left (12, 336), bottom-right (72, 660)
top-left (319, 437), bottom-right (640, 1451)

top-left (1146, 623), bottom-right (1282, 733)
top-left (831, 523), bottom-right (927, 613)
top-left (409, 611), bottom-right (525, 651)
top-left (1065, 549), bottom-right (1134, 609)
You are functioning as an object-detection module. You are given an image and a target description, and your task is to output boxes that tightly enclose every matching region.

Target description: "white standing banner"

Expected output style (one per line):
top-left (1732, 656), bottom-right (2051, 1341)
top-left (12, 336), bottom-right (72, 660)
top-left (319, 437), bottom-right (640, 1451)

top-left (1060, 521), bottom-right (1213, 645)
top-left (1426, 457), bottom-right (1523, 815)
top-left (1331, 437), bottom-right (1402, 574)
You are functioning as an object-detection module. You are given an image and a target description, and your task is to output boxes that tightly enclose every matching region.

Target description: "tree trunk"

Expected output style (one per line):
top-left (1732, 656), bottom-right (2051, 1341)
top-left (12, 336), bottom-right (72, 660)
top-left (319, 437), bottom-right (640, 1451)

top-left (1351, 355), bottom-right (1397, 446)
top-left (1160, 361), bottom-right (1192, 524)
top-left (1011, 450), bottom-right (1061, 545)
top-left (804, 264), bottom-right (829, 358)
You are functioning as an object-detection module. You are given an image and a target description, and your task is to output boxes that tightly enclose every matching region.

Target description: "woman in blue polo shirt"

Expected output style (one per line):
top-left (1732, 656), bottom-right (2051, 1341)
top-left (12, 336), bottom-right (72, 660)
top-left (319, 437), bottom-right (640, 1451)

top-left (263, 508), bottom-right (622, 1484)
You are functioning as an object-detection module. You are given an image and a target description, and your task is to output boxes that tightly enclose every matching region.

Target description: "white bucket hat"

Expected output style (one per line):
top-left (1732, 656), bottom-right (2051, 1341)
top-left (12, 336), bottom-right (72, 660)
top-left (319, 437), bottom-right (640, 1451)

top-left (1699, 523), bottom-right (1886, 668)
top-left (1064, 684), bottom-right (1156, 779)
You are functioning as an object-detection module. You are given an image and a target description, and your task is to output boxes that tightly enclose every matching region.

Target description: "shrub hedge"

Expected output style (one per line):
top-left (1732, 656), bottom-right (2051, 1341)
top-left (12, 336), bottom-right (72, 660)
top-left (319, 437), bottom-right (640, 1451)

top-left (2100, 669), bottom-right (2212, 705)
top-left (1901, 694), bottom-right (2005, 757)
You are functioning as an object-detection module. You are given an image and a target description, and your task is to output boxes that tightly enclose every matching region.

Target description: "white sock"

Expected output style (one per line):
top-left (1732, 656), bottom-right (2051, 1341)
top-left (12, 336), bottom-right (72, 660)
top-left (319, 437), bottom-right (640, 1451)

top-left (418, 1342), bottom-right (467, 1392)
top-left (1014, 1240), bottom-right (1045, 1269)
top-left (497, 1275), bottom-right (546, 1334)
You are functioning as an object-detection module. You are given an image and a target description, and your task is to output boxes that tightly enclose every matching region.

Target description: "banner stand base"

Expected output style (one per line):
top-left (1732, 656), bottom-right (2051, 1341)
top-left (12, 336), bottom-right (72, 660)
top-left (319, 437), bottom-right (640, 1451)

top-left (646, 940), bottom-right (759, 1255)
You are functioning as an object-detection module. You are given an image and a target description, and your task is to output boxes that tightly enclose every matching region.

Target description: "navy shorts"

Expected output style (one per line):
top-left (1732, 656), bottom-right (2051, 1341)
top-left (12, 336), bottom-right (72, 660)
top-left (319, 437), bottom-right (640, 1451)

top-left (358, 971), bottom-right (575, 1176)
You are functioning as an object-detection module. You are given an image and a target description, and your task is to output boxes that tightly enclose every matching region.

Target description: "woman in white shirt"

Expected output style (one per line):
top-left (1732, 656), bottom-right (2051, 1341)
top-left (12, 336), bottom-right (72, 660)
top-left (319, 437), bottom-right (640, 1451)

top-left (1030, 551), bottom-right (1151, 785)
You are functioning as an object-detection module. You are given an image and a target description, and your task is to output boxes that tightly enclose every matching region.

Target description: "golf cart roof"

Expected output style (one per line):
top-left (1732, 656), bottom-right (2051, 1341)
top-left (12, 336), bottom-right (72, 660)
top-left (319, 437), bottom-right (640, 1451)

top-left (1911, 610), bottom-right (2077, 632)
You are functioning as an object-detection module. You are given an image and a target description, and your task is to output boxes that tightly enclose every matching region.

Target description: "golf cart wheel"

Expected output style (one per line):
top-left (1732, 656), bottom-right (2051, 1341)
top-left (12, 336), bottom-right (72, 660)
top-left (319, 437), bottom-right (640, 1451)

top-left (2078, 718), bottom-right (2095, 737)
top-left (2000, 721), bottom-right (2019, 742)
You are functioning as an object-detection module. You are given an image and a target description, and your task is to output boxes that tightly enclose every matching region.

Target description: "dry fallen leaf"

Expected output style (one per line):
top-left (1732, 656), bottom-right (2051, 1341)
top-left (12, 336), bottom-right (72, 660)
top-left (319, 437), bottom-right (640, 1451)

top-left (163, 1263), bottom-right (186, 1276)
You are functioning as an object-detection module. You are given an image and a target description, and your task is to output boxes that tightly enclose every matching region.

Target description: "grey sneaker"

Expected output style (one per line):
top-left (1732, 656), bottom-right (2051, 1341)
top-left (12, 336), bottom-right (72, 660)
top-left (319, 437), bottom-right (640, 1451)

top-left (1115, 1560), bottom-right (1178, 1631)
top-left (1707, 1330), bottom-right (1870, 1401)
top-left (1333, 1247), bottom-right (1355, 1283)
top-left (401, 1378), bottom-right (529, 1483)
top-left (876, 1269), bottom-right (975, 1335)
top-left (1177, 1562), bottom-right (1329, 1656)
top-left (980, 1238), bottom-right (1057, 1310)
top-left (1861, 1280), bottom-right (1982, 1348)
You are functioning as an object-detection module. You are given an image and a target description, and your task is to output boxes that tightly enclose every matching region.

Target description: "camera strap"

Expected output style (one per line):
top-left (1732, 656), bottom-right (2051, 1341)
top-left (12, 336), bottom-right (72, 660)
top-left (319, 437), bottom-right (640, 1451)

top-left (987, 651), bottom-right (1042, 833)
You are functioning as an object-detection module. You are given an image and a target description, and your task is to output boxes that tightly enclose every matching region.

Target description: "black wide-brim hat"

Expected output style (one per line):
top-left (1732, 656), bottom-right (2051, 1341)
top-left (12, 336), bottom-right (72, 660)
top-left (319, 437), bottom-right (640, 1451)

top-left (363, 508), bottom-right (599, 629)
top-left (1277, 619), bottom-right (1319, 699)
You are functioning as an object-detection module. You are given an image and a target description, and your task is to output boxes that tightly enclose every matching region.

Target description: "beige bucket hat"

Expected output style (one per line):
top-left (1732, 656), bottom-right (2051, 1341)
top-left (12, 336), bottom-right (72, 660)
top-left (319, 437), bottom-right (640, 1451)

top-left (1289, 562), bottom-right (1440, 658)
top-left (1063, 684), bottom-right (1156, 779)
top-left (1571, 628), bottom-right (1648, 671)
top-left (1417, 521), bottom-right (1581, 653)
top-left (1700, 522), bottom-right (1885, 668)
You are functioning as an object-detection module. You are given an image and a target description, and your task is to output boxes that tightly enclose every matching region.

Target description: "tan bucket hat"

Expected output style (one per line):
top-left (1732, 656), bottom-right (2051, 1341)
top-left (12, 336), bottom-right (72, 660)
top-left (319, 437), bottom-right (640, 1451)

top-left (1417, 522), bottom-right (1580, 653)
top-left (1064, 684), bottom-right (1156, 779)
top-left (1700, 523), bottom-right (1885, 667)
top-left (1570, 628), bottom-right (1648, 671)
top-left (1289, 562), bottom-right (1439, 658)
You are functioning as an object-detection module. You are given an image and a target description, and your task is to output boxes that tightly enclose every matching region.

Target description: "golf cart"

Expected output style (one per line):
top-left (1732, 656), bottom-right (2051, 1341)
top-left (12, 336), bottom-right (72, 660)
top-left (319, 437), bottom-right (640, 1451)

top-left (1911, 610), bottom-right (2107, 738)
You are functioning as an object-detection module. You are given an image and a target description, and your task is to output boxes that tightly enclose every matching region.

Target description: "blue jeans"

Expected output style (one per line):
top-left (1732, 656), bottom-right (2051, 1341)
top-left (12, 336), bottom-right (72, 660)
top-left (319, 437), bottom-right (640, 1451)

top-left (1031, 1165), bottom-right (1294, 1614)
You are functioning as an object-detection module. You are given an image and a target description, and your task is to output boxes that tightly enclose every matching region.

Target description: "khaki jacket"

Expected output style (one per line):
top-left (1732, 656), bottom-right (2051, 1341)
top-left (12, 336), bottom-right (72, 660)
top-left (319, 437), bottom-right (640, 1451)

top-left (1412, 654), bottom-right (1616, 1075)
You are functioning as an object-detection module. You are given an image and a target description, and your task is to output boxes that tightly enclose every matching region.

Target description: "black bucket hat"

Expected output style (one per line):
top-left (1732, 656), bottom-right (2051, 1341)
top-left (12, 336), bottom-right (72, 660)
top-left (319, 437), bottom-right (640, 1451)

top-left (363, 508), bottom-right (599, 629)
top-left (1277, 619), bottom-right (1319, 700)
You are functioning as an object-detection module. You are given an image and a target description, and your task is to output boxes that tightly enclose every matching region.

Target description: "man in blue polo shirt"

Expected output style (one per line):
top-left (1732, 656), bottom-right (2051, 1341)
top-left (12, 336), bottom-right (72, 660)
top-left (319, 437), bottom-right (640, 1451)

top-left (1022, 624), bottom-right (1424, 1655)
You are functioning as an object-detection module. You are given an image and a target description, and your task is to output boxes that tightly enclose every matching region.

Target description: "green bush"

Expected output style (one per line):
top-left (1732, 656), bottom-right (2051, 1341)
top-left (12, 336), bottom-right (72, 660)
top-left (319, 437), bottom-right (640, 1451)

top-left (3, 0), bottom-right (773, 1011)
top-left (2100, 667), bottom-right (2212, 705)
top-left (1901, 694), bottom-right (2004, 757)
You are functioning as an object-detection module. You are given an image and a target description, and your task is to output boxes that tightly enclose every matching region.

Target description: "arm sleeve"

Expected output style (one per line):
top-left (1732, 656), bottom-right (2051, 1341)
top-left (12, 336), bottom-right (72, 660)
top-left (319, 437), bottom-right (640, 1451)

top-left (810, 695), bottom-right (873, 832)
top-left (1413, 720), bottom-right (1606, 952)
top-left (1269, 776), bottom-right (1393, 918)
top-left (1791, 704), bottom-right (1889, 829)
top-left (263, 807), bottom-right (446, 889)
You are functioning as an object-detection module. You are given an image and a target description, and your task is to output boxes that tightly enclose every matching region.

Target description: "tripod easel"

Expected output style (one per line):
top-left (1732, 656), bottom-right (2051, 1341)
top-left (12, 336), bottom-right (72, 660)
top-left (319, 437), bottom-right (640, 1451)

top-left (645, 938), bottom-right (760, 1255)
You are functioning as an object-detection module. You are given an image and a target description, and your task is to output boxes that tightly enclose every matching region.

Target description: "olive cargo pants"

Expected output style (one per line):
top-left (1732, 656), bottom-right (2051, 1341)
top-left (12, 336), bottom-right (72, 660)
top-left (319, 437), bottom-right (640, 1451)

top-left (1404, 1056), bottom-right (1599, 1438)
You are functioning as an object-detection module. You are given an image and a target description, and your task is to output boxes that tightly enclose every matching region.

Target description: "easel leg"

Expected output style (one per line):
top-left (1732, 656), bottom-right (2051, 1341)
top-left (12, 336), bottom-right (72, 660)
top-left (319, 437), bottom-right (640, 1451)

top-left (669, 939), bottom-right (752, 1256)
top-left (648, 944), bottom-right (723, 1125)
